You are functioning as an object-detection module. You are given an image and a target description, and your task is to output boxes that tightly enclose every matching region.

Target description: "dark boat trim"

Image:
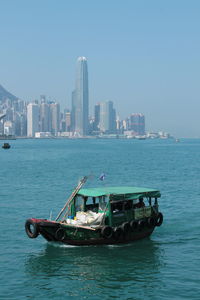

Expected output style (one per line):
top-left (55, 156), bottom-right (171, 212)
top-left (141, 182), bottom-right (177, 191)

top-left (32, 218), bottom-right (155, 246)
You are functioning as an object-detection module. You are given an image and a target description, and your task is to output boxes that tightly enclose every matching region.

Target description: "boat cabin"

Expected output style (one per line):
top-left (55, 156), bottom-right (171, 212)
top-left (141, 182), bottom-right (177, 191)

top-left (65, 187), bottom-right (161, 227)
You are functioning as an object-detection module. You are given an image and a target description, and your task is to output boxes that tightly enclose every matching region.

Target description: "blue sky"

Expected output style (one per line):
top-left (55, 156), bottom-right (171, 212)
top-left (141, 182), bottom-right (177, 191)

top-left (0, 0), bottom-right (200, 137)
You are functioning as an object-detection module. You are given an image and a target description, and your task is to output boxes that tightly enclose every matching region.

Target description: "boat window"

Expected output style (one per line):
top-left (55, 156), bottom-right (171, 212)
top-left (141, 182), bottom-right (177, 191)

top-left (133, 198), bottom-right (145, 208)
top-left (75, 196), bottom-right (84, 212)
top-left (85, 197), bottom-right (98, 212)
top-left (86, 197), bottom-right (94, 205)
top-left (123, 200), bottom-right (132, 210)
top-left (112, 202), bottom-right (123, 214)
top-left (99, 196), bottom-right (108, 212)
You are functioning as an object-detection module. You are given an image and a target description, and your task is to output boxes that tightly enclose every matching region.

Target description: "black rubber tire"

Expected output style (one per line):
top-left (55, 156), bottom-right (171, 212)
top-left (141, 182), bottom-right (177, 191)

top-left (155, 213), bottom-right (163, 227)
top-left (113, 226), bottom-right (123, 239)
top-left (138, 219), bottom-right (145, 231)
top-left (147, 217), bottom-right (156, 227)
top-left (121, 222), bottom-right (131, 233)
top-left (130, 220), bottom-right (138, 231)
top-left (55, 228), bottom-right (66, 241)
top-left (25, 219), bottom-right (39, 239)
top-left (101, 226), bottom-right (113, 239)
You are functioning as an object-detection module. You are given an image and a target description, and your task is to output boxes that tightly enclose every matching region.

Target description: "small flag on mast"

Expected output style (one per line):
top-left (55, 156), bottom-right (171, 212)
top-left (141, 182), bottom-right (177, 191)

top-left (99, 173), bottom-right (105, 181)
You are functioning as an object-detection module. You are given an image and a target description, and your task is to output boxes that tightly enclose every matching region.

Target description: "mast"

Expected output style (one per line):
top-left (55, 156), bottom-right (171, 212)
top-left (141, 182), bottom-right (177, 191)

top-left (55, 176), bottom-right (88, 221)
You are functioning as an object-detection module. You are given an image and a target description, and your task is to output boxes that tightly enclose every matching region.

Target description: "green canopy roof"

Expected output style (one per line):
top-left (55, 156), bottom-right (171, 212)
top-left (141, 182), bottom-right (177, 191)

top-left (78, 186), bottom-right (161, 201)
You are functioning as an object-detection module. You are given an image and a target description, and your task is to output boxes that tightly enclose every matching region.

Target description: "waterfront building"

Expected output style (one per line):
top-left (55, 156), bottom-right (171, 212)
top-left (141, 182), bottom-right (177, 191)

top-left (65, 111), bottom-right (71, 132)
top-left (40, 103), bottom-right (51, 132)
top-left (122, 118), bottom-right (129, 131)
top-left (27, 103), bottom-right (40, 137)
top-left (99, 101), bottom-right (116, 134)
top-left (130, 113), bottom-right (145, 135)
top-left (50, 103), bottom-right (60, 136)
top-left (4, 121), bottom-right (14, 135)
top-left (35, 132), bottom-right (51, 138)
top-left (94, 103), bottom-right (100, 131)
top-left (16, 99), bottom-right (26, 114)
top-left (14, 112), bottom-right (27, 136)
top-left (71, 90), bottom-right (76, 132)
top-left (72, 57), bottom-right (89, 136)
top-left (116, 115), bottom-right (121, 133)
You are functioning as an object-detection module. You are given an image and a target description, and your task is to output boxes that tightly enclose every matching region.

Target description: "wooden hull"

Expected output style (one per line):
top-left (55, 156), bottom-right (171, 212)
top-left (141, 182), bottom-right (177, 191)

top-left (28, 218), bottom-right (156, 246)
top-left (57, 230), bottom-right (154, 246)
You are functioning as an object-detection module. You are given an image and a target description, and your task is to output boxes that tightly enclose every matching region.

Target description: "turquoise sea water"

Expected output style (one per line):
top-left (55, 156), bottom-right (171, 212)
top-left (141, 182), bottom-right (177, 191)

top-left (0, 138), bottom-right (200, 299)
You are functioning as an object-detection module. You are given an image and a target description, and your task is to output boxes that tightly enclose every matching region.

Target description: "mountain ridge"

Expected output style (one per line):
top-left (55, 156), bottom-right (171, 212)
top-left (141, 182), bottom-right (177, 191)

top-left (0, 84), bottom-right (18, 102)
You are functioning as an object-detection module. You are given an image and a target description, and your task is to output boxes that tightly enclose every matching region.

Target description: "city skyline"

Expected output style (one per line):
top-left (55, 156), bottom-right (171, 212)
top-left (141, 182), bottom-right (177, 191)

top-left (0, 78), bottom-right (149, 138)
top-left (0, 57), bottom-right (148, 138)
top-left (1, 1), bottom-right (200, 137)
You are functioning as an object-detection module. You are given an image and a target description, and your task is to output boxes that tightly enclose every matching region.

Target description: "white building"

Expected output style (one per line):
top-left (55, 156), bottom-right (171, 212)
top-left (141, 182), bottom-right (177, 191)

top-left (35, 132), bottom-right (52, 138)
top-left (27, 103), bottom-right (39, 137)
top-left (4, 121), bottom-right (14, 135)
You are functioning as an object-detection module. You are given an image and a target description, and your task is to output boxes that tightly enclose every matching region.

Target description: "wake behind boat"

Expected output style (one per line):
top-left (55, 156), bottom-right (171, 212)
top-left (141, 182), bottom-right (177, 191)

top-left (25, 177), bottom-right (163, 246)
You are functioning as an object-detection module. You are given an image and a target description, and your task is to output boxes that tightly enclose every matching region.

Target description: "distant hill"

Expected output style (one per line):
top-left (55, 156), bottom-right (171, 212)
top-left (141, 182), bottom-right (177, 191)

top-left (0, 84), bottom-right (18, 102)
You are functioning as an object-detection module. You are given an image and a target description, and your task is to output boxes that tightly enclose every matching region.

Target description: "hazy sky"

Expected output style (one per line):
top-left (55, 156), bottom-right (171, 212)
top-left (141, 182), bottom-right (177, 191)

top-left (0, 0), bottom-right (200, 137)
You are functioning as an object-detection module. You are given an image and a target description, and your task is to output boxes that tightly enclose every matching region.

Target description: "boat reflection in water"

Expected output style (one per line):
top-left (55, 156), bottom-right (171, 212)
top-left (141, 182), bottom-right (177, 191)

top-left (24, 240), bottom-right (165, 298)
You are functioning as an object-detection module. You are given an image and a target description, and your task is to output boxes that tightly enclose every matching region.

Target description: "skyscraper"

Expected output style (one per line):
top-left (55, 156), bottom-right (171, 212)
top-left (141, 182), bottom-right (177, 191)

top-left (72, 57), bottom-right (89, 136)
top-left (94, 103), bottom-right (100, 131)
top-left (50, 103), bottom-right (60, 136)
top-left (130, 113), bottom-right (145, 135)
top-left (40, 103), bottom-right (51, 132)
top-left (27, 103), bottom-right (39, 137)
top-left (99, 101), bottom-right (116, 134)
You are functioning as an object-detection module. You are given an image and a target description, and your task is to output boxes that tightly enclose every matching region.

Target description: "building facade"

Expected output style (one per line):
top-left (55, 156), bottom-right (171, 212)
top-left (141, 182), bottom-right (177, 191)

top-left (50, 103), bottom-right (60, 136)
top-left (130, 113), bottom-right (145, 135)
top-left (27, 103), bottom-right (40, 137)
top-left (72, 57), bottom-right (89, 136)
top-left (40, 102), bottom-right (51, 132)
top-left (99, 101), bottom-right (116, 134)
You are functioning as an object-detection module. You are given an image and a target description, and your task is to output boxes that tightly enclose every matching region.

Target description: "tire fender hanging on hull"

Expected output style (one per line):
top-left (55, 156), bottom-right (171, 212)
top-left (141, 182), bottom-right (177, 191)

top-left (25, 219), bottom-right (39, 239)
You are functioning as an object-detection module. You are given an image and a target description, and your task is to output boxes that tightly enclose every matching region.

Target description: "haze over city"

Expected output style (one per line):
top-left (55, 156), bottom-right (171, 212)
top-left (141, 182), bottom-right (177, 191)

top-left (1, 0), bottom-right (200, 137)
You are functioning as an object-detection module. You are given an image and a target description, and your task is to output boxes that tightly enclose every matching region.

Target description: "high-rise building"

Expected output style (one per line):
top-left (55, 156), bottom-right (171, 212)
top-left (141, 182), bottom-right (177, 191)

top-left (130, 113), bottom-right (145, 135)
top-left (71, 90), bottom-right (76, 132)
top-left (50, 103), bottom-right (60, 136)
top-left (99, 101), bottom-right (116, 134)
top-left (40, 103), bottom-right (51, 132)
top-left (72, 57), bottom-right (89, 136)
top-left (27, 103), bottom-right (39, 137)
top-left (65, 111), bottom-right (71, 132)
top-left (94, 103), bottom-right (100, 131)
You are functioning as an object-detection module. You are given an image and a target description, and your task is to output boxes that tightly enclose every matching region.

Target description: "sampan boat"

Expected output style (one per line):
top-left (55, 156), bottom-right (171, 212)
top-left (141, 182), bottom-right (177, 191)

top-left (2, 143), bottom-right (11, 149)
top-left (25, 177), bottom-right (163, 246)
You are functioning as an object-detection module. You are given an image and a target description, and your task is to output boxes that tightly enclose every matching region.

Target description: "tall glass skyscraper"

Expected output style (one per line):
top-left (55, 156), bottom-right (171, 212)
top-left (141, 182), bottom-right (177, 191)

top-left (130, 113), bottom-right (145, 135)
top-left (99, 101), bottom-right (116, 134)
top-left (72, 57), bottom-right (89, 136)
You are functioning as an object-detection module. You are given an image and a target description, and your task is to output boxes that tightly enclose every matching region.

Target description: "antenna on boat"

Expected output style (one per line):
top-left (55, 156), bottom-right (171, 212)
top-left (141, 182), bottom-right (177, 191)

top-left (55, 176), bottom-right (88, 222)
